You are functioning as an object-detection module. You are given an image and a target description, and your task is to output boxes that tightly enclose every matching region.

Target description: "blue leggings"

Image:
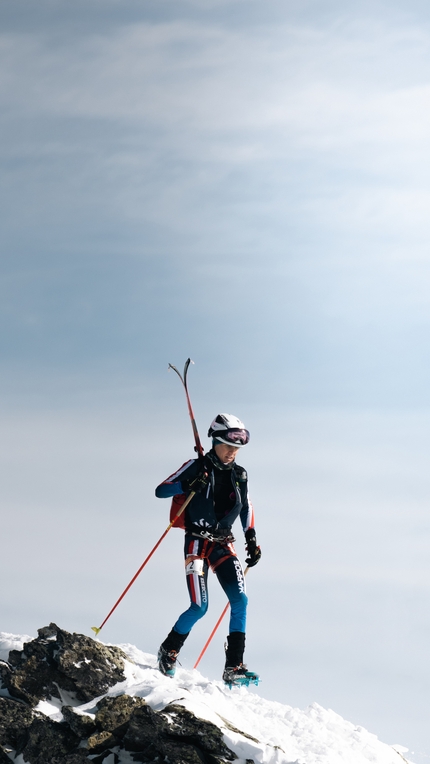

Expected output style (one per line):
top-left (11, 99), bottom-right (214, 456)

top-left (174, 535), bottom-right (248, 635)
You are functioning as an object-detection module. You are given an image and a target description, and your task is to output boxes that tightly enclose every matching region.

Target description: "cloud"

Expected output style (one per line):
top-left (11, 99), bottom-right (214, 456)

top-left (2, 15), bottom-right (430, 145)
top-left (1, 3), bottom-right (430, 395)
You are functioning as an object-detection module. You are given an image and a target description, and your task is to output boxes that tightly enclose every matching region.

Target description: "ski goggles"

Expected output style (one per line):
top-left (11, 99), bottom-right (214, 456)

top-left (217, 428), bottom-right (250, 446)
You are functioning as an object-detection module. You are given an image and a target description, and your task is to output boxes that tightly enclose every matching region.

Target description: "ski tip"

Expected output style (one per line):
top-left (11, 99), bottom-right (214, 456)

top-left (91, 626), bottom-right (101, 636)
top-left (168, 363), bottom-right (181, 378)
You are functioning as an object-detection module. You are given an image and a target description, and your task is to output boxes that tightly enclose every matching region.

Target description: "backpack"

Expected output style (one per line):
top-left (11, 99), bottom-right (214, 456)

top-left (169, 493), bottom-right (187, 529)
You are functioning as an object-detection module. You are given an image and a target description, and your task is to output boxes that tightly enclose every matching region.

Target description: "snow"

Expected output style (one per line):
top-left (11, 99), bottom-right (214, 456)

top-left (0, 632), bottom-right (413, 764)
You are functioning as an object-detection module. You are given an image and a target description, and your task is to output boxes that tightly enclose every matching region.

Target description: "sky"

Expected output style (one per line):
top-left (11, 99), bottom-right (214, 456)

top-left (1, 0), bottom-right (430, 760)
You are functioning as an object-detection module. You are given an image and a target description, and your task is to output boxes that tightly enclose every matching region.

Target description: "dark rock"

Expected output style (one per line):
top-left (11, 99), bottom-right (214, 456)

top-left (95, 695), bottom-right (147, 737)
top-left (3, 623), bottom-right (129, 706)
top-left (0, 661), bottom-right (12, 687)
top-left (0, 744), bottom-right (14, 764)
top-left (91, 752), bottom-right (119, 764)
top-left (123, 703), bottom-right (169, 754)
top-left (6, 652), bottom-right (76, 706)
top-left (123, 702), bottom-right (235, 764)
top-left (55, 627), bottom-right (127, 700)
top-left (62, 705), bottom-right (97, 738)
top-left (131, 740), bottom-right (205, 763)
top-left (7, 650), bottom-right (23, 668)
top-left (20, 717), bottom-right (80, 764)
top-left (37, 624), bottom-right (60, 639)
top-left (162, 704), bottom-right (236, 761)
top-left (0, 696), bottom-right (35, 751)
top-left (50, 752), bottom-right (90, 764)
top-left (87, 729), bottom-right (120, 753)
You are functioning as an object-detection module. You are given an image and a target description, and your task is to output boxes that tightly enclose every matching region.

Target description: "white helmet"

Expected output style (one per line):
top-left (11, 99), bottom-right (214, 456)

top-left (207, 413), bottom-right (250, 447)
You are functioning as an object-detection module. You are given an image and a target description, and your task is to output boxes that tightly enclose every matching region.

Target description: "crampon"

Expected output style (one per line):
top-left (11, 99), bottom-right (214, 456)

top-left (222, 664), bottom-right (260, 688)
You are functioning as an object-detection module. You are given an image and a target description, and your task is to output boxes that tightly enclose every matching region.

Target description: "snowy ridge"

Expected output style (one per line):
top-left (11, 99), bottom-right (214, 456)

top-left (0, 633), bottom-right (411, 764)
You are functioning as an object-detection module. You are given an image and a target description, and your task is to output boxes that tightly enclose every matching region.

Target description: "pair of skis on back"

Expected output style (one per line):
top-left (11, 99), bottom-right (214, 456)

top-left (91, 359), bottom-right (259, 688)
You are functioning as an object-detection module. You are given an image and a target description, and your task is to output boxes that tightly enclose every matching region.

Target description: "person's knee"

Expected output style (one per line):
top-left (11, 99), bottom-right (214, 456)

top-left (190, 601), bottom-right (208, 620)
top-left (230, 592), bottom-right (248, 612)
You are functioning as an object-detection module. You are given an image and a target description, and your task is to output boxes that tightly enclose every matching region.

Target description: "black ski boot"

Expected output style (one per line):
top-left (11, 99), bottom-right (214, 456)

top-left (222, 632), bottom-right (259, 688)
top-left (158, 628), bottom-right (189, 677)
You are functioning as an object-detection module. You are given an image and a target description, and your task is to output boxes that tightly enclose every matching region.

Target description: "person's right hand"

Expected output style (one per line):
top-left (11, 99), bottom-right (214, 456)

top-left (181, 468), bottom-right (209, 494)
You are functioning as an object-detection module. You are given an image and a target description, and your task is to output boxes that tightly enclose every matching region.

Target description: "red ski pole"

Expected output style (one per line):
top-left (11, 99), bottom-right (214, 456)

top-left (91, 360), bottom-right (203, 636)
top-left (193, 566), bottom-right (250, 669)
top-left (91, 491), bottom-right (196, 636)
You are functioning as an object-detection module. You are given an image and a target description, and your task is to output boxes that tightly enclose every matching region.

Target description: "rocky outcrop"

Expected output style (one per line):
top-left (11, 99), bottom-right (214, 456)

top-left (4, 622), bottom-right (128, 706)
top-left (0, 624), bottom-right (238, 764)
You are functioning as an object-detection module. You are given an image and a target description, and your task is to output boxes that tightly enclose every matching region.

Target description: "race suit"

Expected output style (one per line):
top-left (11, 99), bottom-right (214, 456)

top-left (155, 448), bottom-right (255, 635)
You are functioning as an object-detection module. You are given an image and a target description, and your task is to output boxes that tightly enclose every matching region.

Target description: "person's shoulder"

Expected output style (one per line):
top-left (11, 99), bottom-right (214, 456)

top-left (179, 458), bottom-right (198, 468)
top-left (170, 458), bottom-right (199, 476)
top-left (234, 463), bottom-right (248, 481)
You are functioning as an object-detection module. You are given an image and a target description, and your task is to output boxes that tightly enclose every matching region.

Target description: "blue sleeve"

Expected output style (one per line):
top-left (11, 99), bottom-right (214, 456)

top-left (155, 458), bottom-right (197, 499)
top-left (155, 481), bottom-right (183, 499)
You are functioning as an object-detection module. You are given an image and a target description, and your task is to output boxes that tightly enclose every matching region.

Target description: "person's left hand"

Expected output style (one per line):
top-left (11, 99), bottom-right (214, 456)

top-left (245, 528), bottom-right (261, 567)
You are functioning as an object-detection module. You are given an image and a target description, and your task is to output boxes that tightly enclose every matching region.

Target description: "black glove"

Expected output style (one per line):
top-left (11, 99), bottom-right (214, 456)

top-left (181, 468), bottom-right (209, 495)
top-left (245, 528), bottom-right (261, 567)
